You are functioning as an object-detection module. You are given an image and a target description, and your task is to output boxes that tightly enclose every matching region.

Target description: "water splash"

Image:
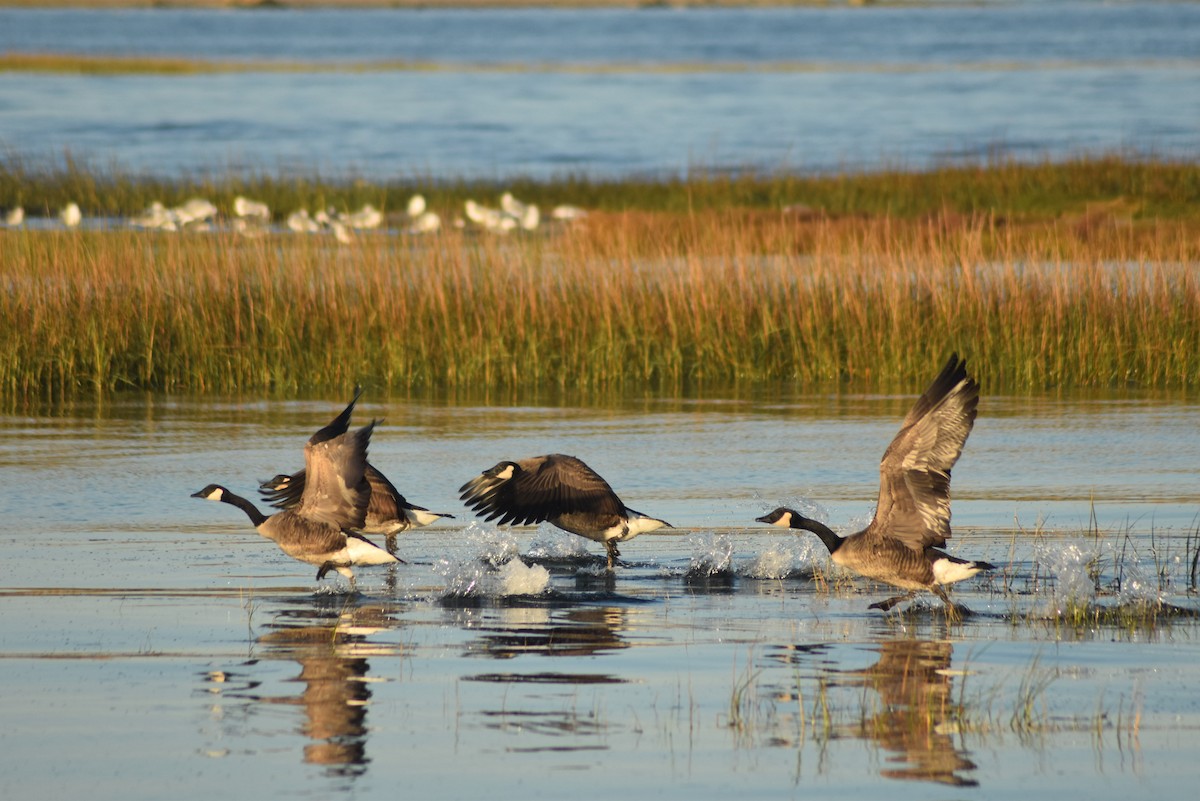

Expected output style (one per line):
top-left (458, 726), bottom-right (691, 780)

top-left (1115, 553), bottom-right (1158, 604)
top-left (526, 529), bottom-right (593, 561)
top-left (433, 522), bottom-right (547, 598)
top-left (1034, 540), bottom-right (1097, 603)
top-left (740, 537), bottom-right (822, 580)
top-left (496, 558), bottom-right (551, 596)
top-left (435, 554), bottom-right (550, 598)
top-left (687, 533), bottom-right (734, 576)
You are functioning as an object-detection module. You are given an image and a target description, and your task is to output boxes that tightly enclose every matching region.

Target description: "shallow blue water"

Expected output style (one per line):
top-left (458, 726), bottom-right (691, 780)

top-left (4, 3), bottom-right (1198, 66)
top-left (0, 2), bottom-right (1197, 178)
top-left (2, 390), bottom-right (1199, 799)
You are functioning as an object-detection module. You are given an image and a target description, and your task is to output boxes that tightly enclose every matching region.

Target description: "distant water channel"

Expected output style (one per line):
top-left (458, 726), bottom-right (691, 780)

top-left (1, 2), bottom-right (1198, 178)
top-left (1, 389), bottom-right (1198, 799)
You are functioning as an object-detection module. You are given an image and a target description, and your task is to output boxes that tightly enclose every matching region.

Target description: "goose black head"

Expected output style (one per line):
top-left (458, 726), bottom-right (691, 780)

top-left (260, 474), bottom-right (293, 491)
top-left (755, 507), bottom-right (801, 528)
top-left (483, 461), bottom-right (522, 481)
top-left (192, 484), bottom-right (227, 501)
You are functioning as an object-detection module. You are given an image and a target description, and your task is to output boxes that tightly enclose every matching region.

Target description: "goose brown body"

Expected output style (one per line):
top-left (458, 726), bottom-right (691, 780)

top-left (757, 354), bottom-right (995, 612)
top-left (459, 453), bottom-right (671, 569)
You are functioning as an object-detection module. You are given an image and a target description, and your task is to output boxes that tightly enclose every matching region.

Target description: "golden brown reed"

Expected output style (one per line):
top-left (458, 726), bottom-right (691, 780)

top-left (1, 207), bottom-right (1197, 403)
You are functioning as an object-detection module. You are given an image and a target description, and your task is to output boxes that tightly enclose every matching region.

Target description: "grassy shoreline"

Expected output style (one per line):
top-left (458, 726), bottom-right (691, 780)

top-left (2, 157), bottom-right (1199, 404)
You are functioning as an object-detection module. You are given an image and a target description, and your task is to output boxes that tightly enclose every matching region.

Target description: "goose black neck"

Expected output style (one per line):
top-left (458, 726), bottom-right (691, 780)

top-left (794, 517), bottom-right (845, 555)
top-left (221, 490), bottom-right (268, 528)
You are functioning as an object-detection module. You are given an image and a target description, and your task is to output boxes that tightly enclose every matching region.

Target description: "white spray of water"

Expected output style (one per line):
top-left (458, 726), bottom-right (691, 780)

top-left (1035, 540), bottom-right (1096, 603)
top-left (688, 533), bottom-right (734, 575)
top-left (740, 537), bottom-right (823, 580)
top-left (526, 529), bottom-right (593, 561)
top-left (1033, 537), bottom-right (1164, 612)
top-left (1114, 552), bottom-right (1158, 604)
top-left (496, 558), bottom-right (551, 595)
top-left (434, 522), bottom-right (548, 597)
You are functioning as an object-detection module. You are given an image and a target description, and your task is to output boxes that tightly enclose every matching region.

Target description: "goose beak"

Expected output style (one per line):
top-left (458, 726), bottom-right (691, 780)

top-left (754, 513), bottom-right (773, 524)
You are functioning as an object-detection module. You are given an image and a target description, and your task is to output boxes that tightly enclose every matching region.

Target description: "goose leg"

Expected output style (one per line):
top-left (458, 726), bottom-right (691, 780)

top-left (386, 533), bottom-right (398, 557)
top-left (330, 565), bottom-right (358, 591)
top-left (931, 585), bottom-right (963, 619)
top-left (316, 563), bottom-right (335, 581)
top-left (605, 540), bottom-right (621, 571)
top-left (869, 591), bottom-right (915, 612)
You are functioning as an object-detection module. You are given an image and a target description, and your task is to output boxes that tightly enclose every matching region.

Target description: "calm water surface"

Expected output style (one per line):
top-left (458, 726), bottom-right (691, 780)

top-left (1, 390), bottom-right (1198, 799)
top-left (1, 2), bottom-right (1198, 177)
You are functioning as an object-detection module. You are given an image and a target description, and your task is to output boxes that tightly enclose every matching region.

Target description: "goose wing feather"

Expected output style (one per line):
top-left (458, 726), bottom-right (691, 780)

top-left (296, 398), bottom-right (376, 530)
top-left (870, 354), bottom-right (979, 551)
top-left (460, 454), bottom-right (625, 526)
top-left (260, 461), bottom-right (410, 516)
top-left (364, 463), bottom-right (411, 518)
top-left (261, 387), bottom-right (363, 510)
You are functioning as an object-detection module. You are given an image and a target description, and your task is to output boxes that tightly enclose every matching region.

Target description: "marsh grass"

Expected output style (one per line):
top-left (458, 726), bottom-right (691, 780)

top-left (2, 158), bottom-right (1199, 404)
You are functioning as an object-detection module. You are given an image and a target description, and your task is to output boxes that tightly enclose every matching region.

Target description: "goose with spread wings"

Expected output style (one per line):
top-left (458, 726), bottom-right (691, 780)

top-left (459, 454), bottom-right (671, 570)
top-left (192, 394), bottom-right (399, 587)
top-left (260, 463), bottom-right (454, 556)
top-left (757, 354), bottom-right (994, 613)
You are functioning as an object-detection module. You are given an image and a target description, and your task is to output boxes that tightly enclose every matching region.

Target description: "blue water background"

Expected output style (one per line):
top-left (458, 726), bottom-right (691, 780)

top-left (0, 2), bottom-right (1197, 178)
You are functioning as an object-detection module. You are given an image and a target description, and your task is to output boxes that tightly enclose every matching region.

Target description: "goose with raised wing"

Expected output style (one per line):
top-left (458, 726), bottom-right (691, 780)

top-left (192, 393), bottom-right (399, 587)
top-left (756, 354), bottom-right (994, 613)
top-left (260, 463), bottom-right (454, 556)
top-left (459, 454), bottom-right (671, 570)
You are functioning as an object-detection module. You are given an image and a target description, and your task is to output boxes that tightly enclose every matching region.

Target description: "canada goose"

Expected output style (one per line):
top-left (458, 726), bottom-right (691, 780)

top-left (260, 464), bottom-right (455, 555)
top-left (756, 354), bottom-right (994, 613)
top-left (459, 454), bottom-right (671, 570)
top-left (192, 394), bottom-right (399, 587)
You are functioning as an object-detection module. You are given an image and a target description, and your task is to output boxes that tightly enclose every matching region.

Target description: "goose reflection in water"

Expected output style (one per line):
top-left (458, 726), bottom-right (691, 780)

top-left (769, 637), bottom-right (977, 786)
top-left (843, 638), bottom-right (978, 787)
top-left (207, 601), bottom-right (404, 779)
top-left (462, 605), bottom-right (632, 661)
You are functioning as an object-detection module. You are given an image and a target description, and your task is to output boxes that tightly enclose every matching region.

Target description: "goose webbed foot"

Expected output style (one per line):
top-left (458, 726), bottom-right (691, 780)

top-left (386, 534), bottom-right (398, 557)
top-left (316, 562), bottom-right (358, 592)
top-left (869, 591), bottom-right (915, 612)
